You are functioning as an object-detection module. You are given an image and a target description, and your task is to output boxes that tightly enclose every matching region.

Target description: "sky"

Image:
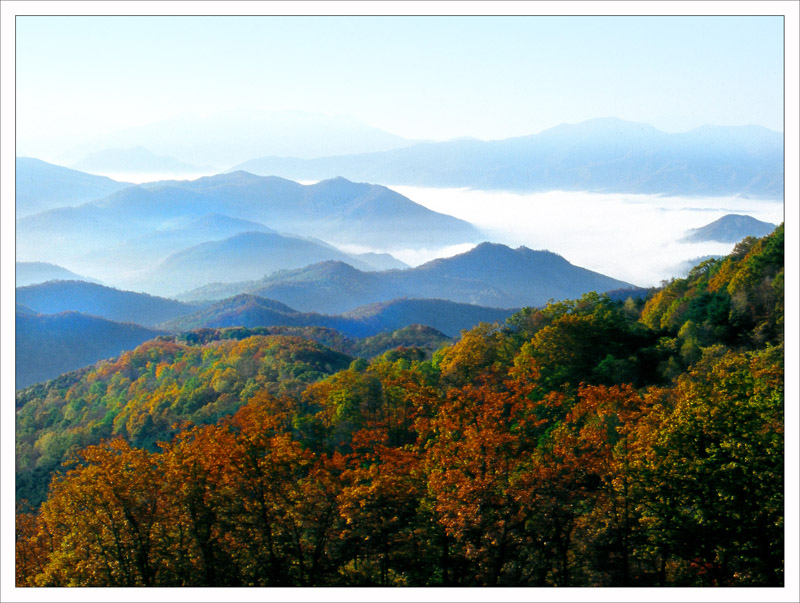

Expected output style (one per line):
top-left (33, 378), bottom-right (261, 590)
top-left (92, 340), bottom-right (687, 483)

top-left (13, 12), bottom-right (785, 157)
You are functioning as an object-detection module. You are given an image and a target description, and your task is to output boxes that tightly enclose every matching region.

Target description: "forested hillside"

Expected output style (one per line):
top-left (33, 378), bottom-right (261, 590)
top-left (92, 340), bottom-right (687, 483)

top-left (16, 226), bottom-right (784, 587)
top-left (163, 294), bottom-right (516, 338)
top-left (15, 335), bottom-right (354, 506)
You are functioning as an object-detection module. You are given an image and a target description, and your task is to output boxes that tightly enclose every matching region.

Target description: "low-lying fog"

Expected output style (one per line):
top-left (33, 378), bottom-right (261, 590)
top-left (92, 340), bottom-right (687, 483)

top-left (377, 186), bottom-right (784, 288)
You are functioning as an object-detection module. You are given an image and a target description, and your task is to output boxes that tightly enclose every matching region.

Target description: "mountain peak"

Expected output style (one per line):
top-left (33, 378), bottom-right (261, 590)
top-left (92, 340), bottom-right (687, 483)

top-left (310, 175), bottom-right (370, 192)
top-left (216, 294), bottom-right (299, 314)
top-left (683, 214), bottom-right (777, 243)
top-left (438, 242), bottom-right (564, 264)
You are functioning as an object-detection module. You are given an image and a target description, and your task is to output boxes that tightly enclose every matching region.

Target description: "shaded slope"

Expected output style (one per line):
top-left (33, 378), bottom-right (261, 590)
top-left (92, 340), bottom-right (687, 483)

top-left (340, 298), bottom-right (518, 338)
top-left (15, 310), bottom-right (163, 389)
top-left (16, 281), bottom-right (198, 327)
top-left (181, 261), bottom-right (400, 312)
top-left (408, 242), bottom-right (633, 304)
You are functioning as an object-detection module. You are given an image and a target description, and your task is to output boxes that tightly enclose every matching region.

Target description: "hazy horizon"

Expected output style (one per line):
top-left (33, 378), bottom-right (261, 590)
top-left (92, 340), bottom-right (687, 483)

top-left (15, 15), bottom-right (784, 163)
top-left (16, 112), bottom-right (787, 179)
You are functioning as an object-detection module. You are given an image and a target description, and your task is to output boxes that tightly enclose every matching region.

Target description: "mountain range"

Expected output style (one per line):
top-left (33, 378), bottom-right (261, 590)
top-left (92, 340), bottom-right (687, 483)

top-left (78, 213), bottom-right (276, 273)
top-left (234, 118), bottom-right (783, 199)
top-left (180, 242), bottom-right (638, 313)
top-left (14, 236), bottom-right (638, 389)
top-left (15, 119), bottom-right (773, 393)
top-left (16, 242), bottom-right (635, 336)
top-left (16, 172), bottom-right (481, 290)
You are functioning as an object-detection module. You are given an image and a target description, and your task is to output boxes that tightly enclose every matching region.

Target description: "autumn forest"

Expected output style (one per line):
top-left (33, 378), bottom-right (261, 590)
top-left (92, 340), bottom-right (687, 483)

top-left (15, 225), bottom-right (784, 587)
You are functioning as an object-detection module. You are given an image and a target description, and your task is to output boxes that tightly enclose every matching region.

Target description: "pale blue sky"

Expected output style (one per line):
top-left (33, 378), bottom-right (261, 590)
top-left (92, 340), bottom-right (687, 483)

top-left (15, 15), bottom-right (784, 155)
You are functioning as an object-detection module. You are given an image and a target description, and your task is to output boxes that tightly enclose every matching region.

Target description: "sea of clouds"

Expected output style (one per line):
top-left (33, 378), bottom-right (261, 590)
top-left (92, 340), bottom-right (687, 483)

top-left (380, 186), bottom-right (785, 288)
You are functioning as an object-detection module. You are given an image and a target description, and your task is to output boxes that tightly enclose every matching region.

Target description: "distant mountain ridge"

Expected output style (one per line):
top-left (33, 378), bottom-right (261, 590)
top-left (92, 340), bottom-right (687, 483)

top-left (79, 213), bottom-right (277, 274)
top-left (15, 157), bottom-right (132, 217)
top-left (16, 173), bottom-right (482, 290)
top-left (66, 109), bottom-right (418, 167)
top-left (234, 118), bottom-right (783, 199)
top-left (180, 242), bottom-right (635, 313)
top-left (141, 231), bottom-right (385, 295)
top-left (15, 262), bottom-right (101, 287)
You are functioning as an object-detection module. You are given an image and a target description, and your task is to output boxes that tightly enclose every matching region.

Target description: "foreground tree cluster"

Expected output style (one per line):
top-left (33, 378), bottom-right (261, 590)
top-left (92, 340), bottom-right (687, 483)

top-left (16, 226), bottom-right (784, 587)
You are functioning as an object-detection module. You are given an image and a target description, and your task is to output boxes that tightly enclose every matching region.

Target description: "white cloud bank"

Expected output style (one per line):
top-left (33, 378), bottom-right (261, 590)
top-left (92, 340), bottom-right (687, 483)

top-left (387, 186), bottom-right (784, 288)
